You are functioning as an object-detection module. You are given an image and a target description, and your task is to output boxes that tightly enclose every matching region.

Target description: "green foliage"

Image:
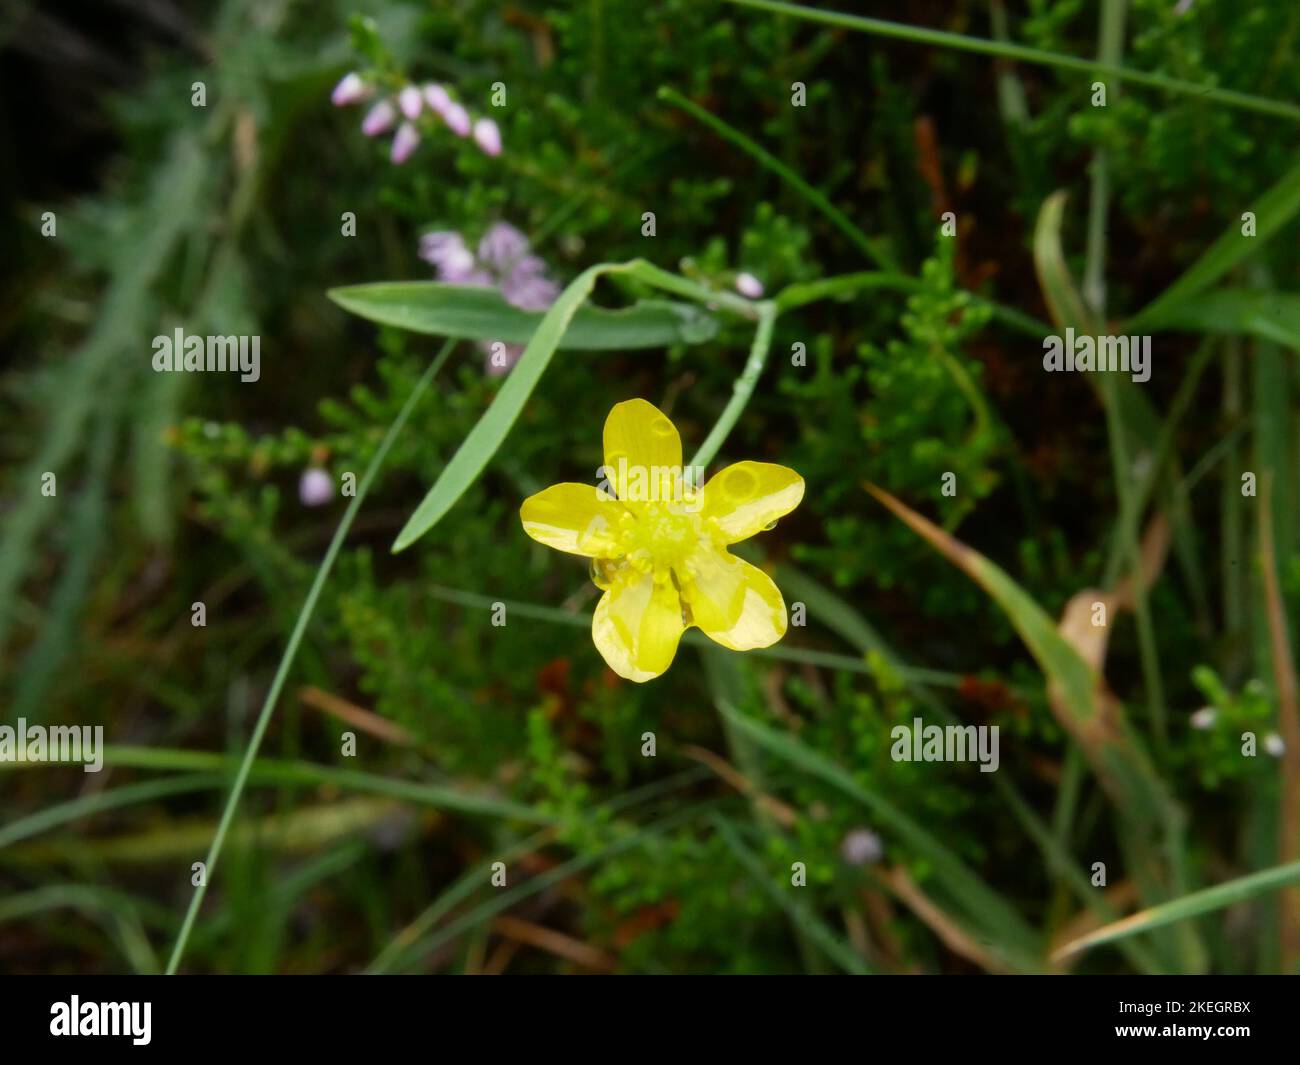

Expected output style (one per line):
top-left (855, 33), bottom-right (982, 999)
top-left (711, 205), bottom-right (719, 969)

top-left (6, 0), bottom-right (1300, 977)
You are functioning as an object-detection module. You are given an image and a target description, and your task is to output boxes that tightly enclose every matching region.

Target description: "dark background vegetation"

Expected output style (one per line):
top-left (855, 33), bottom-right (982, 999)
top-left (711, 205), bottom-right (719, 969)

top-left (2, 0), bottom-right (1298, 973)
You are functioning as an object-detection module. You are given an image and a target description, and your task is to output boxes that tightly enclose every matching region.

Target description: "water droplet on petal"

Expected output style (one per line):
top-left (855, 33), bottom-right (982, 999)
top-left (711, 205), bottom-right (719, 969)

top-left (762, 519), bottom-right (778, 532)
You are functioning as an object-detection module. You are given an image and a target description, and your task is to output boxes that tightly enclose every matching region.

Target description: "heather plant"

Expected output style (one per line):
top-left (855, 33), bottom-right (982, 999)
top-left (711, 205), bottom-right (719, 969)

top-left (4, 0), bottom-right (1300, 980)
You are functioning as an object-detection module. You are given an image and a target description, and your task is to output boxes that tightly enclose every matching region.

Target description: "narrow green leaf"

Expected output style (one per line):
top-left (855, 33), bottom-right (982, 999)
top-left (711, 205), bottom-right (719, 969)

top-left (329, 281), bottom-right (717, 350)
top-left (715, 699), bottom-right (1041, 965)
top-left (389, 259), bottom-right (733, 553)
top-left (1130, 155), bottom-right (1300, 327)
top-left (724, 0), bottom-right (1300, 121)
top-left (1054, 857), bottom-right (1300, 960)
top-left (1137, 288), bottom-right (1300, 350)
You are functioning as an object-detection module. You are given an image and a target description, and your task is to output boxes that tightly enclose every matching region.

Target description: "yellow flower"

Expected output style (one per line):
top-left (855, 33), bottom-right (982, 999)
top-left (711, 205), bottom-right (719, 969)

top-left (520, 399), bottom-right (804, 682)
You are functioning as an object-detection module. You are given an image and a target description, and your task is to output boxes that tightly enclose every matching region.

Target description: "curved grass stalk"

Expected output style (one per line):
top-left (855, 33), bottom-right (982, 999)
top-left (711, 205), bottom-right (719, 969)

top-left (724, 0), bottom-right (1300, 122)
top-left (164, 338), bottom-right (455, 974)
top-left (658, 87), bottom-right (896, 270)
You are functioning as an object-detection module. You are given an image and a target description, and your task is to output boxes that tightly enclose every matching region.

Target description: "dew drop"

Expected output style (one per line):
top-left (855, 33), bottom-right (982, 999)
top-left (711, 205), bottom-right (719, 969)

top-left (762, 519), bottom-right (778, 532)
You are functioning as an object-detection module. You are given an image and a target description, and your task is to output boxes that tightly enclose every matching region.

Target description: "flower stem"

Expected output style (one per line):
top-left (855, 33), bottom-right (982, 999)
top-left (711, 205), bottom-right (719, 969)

top-left (689, 301), bottom-right (778, 472)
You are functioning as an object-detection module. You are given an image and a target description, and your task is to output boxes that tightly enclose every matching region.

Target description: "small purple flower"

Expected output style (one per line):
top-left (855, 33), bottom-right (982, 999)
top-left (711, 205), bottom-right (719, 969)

top-left (419, 231), bottom-right (479, 282)
top-left (473, 117), bottom-right (502, 156)
top-left (331, 72), bottom-right (369, 107)
top-left (398, 85), bottom-right (423, 120)
top-left (443, 102), bottom-right (471, 137)
top-left (423, 83), bottom-right (451, 115)
top-left (840, 828), bottom-right (883, 866)
top-left (361, 99), bottom-right (397, 136)
top-left (391, 121), bottom-right (420, 164)
top-left (419, 222), bottom-right (560, 376)
top-left (299, 468), bottom-right (334, 507)
top-left (735, 272), bottom-right (765, 299)
top-left (478, 222), bottom-right (531, 272)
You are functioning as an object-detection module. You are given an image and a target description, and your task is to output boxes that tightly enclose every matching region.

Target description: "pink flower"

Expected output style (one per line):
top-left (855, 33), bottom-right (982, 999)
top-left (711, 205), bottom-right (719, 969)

top-left (443, 102), bottom-right (471, 137)
top-left (478, 222), bottom-right (530, 272)
top-left (735, 272), bottom-right (765, 299)
top-left (299, 468), bottom-right (334, 507)
top-left (423, 83), bottom-right (451, 115)
top-left (361, 99), bottom-right (397, 136)
top-left (398, 85), bottom-right (423, 120)
top-left (331, 72), bottom-right (369, 107)
top-left (419, 231), bottom-right (478, 281)
top-left (390, 121), bottom-right (420, 164)
top-left (473, 117), bottom-right (502, 156)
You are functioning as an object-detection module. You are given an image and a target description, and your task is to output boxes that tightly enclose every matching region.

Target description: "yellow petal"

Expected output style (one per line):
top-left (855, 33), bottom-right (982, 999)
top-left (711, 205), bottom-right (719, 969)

top-left (591, 570), bottom-right (685, 682)
top-left (520, 483), bottom-right (622, 557)
top-left (702, 461), bottom-right (804, 544)
top-left (602, 399), bottom-right (683, 501)
top-left (681, 547), bottom-right (787, 651)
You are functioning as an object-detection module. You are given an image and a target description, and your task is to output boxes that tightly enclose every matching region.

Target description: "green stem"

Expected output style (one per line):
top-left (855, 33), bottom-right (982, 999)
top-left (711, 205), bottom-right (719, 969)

top-left (164, 338), bottom-right (455, 974)
top-left (658, 87), bottom-right (896, 270)
top-left (689, 301), bottom-right (778, 471)
top-left (724, 0), bottom-right (1300, 122)
top-left (1082, 0), bottom-right (1127, 319)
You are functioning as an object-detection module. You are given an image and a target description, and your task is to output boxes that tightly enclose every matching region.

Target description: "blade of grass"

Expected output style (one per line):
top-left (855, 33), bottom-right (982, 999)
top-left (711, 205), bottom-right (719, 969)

top-left (1052, 857), bottom-right (1300, 961)
top-left (715, 697), bottom-right (1041, 966)
top-left (658, 87), bottom-right (896, 270)
top-left (391, 260), bottom-right (757, 552)
top-left (1129, 155), bottom-right (1300, 328)
top-left (724, 0), bottom-right (1300, 121)
top-left (863, 483), bottom-right (1198, 968)
top-left (164, 338), bottom-right (454, 974)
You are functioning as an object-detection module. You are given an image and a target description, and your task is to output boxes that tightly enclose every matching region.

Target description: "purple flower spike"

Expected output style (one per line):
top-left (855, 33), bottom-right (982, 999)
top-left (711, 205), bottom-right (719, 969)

top-left (478, 222), bottom-right (531, 272)
top-left (443, 102), bottom-right (471, 137)
top-left (398, 85), bottom-right (423, 120)
top-left (473, 117), bottom-right (502, 156)
top-left (423, 83), bottom-right (451, 115)
top-left (331, 72), bottom-right (369, 107)
top-left (361, 99), bottom-right (397, 136)
top-left (299, 468), bottom-right (334, 507)
top-left (390, 121), bottom-right (420, 164)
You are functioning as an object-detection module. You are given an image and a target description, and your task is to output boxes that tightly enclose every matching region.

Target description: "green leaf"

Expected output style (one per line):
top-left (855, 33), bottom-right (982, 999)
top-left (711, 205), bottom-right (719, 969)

top-left (1130, 155), bottom-right (1300, 328)
top-left (1054, 857), bottom-right (1300, 961)
top-left (1137, 288), bottom-right (1300, 350)
top-left (328, 281), bottom-right (717, 350)
top-left (387, 260), bottom-right (742, 553)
